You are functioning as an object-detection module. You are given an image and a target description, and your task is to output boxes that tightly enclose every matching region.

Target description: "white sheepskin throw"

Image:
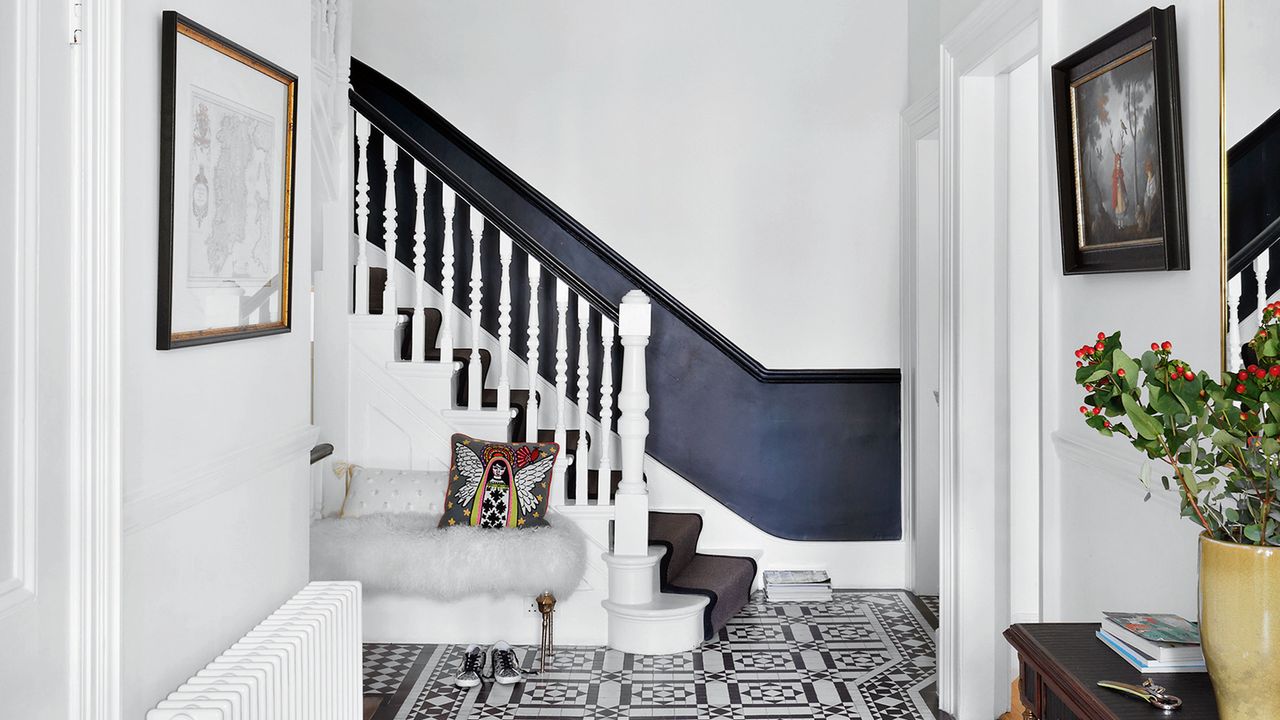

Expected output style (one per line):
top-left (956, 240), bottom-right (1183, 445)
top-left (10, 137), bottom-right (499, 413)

top-left (310, 513), bottom-right (587, 601)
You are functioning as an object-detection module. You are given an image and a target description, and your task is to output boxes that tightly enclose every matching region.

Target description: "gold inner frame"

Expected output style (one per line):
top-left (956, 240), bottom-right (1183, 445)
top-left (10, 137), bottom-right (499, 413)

top-left (170, 20), bottom-right (297, 343)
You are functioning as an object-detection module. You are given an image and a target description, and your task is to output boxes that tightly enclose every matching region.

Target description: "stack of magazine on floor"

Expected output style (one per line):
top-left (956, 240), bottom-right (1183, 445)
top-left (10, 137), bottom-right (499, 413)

top-left (763, 570), bottom-right (832, 602)
top-left (1095, 612), bottom-right (1205, 673)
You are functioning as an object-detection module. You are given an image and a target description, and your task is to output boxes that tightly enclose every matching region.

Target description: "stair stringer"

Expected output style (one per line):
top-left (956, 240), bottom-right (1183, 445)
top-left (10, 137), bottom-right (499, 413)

top-left (346, 318), bottom-right (462, 475)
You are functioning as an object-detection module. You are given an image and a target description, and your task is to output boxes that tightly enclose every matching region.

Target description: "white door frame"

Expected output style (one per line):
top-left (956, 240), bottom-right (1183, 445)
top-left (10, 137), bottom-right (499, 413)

top-left (939, 0), bottom-right (1040, 716)
top-left (72, 1), bottom-right (124, 716)
top-left (900, 92), bottom-right (939, 593)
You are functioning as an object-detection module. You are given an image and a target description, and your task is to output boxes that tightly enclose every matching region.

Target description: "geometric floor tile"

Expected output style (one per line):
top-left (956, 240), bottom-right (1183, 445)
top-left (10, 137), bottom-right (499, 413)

top-left (366, 590), bottom-right (938, 720)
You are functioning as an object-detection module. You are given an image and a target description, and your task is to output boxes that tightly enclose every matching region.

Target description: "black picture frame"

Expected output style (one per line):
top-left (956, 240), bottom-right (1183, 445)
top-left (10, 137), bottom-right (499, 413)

top-left (1051, 6), bottom-right (1188, 275)
top-left (157, 11), bottom-right (298, 349)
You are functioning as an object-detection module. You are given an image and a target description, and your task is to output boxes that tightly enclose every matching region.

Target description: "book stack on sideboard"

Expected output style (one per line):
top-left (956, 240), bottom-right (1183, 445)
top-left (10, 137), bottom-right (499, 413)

top-left (1095, 612), bottom-right (1204, 674)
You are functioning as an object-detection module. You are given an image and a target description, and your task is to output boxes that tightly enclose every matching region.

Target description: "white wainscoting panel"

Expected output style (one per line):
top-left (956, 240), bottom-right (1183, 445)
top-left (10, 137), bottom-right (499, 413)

top-left (1050, 430), bottom-right (1179, 510)
top-left (123, 425), bottom-right (320, 535)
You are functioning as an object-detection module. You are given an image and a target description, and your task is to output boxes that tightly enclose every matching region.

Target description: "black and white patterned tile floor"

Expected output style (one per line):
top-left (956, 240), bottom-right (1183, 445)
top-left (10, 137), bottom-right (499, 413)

top-left (365, 590), bottom-right (939, 720)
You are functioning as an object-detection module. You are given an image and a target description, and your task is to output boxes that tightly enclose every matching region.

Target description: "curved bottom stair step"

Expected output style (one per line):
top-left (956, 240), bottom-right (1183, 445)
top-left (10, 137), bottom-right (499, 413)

top-left (648, 510), bottom-right (757, 642)
top-left (601, 593), bottom-right (709, 655)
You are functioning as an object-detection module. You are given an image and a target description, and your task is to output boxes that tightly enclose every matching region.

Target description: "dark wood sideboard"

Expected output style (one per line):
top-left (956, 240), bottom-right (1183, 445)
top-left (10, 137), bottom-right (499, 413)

top-left (1004, 624), bottom-right (1219, 720)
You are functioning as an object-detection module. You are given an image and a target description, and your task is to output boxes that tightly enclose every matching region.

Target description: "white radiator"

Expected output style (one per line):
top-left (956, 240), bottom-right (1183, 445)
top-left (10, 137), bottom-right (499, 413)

top-left (146, 581), bottom-right (362, 720)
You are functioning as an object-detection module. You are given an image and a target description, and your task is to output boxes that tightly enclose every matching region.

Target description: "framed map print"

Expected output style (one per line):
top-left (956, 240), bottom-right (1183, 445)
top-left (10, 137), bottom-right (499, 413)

top-left (157, 11), bottom-right (297, 349)
top-left (1050, 7), bottom-right (1188, 275)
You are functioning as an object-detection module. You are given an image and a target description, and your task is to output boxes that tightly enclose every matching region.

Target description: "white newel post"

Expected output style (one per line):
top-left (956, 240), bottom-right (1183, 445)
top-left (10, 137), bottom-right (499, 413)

top-left (575, 297), bottom-right (591, 504)
top-left (439, 187), bottom-right (456, 364)
top-left (614, 291), bottom-right (651, 556)
top-left (598, 317), bottom-right (616, 502)
top-left (525, 258), bottom-right (542, 444)
top-left (381, 136), bottom-right (399, 318)
top-left (411, 160), bottom-right (428, 362)
top-left (1229, 274), bottom-right (1243, 373)
top-left (551, 278), bottom-right (570, 506)
top-left (497, 234), bottom-right (513, 415)
top-left (468, 207), bottom-right (484, 410)
top-left (353, 113), bottom-right (371, 314)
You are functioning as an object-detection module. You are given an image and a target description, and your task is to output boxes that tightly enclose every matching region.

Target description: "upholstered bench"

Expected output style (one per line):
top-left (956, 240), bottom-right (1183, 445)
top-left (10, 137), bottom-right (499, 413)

top-left (309, 466), bottom-right (599, 645)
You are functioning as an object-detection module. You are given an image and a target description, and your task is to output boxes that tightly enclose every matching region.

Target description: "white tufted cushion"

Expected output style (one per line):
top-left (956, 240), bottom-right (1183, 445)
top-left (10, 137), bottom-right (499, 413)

top-left (341, 467), bottom-right (449, 517)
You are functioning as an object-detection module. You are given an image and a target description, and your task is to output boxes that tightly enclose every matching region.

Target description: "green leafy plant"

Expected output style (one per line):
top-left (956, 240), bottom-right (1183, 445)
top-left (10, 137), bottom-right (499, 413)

top-left (1075, 305), bottom-right (1280, 547)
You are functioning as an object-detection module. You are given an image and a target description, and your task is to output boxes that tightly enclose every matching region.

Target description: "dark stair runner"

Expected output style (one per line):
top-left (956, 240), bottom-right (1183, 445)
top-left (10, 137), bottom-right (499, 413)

top-left (648, 511), bottom-right (757, 641)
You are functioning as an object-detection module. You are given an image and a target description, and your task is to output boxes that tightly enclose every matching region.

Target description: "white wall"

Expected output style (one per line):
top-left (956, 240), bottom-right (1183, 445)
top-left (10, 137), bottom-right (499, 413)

top-left (352, 0), bottom-right (907, 369)
top-left (1224, 0), bottom-right (1280, 145)
top-left (909, 0), bottom-right (942, 105)
top-left (1040, 0), bottom-right (1220, 623)
top-left (118, 1), bottom-right (315, 716)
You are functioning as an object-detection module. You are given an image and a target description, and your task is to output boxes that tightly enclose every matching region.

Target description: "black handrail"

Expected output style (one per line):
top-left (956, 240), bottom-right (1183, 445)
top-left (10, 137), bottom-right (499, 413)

top-left (310, 443), bottom-right (334, 465)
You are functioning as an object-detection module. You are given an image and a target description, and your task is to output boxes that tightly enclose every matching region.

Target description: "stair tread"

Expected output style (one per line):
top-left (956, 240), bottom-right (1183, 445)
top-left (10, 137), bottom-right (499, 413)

top-left (669, 554), bottom-right (757, 592)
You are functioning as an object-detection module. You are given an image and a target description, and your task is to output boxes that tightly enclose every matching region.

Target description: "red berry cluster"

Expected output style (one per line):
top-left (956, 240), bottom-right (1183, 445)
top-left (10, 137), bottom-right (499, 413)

top-left (1233, 364), bottom-right (1280, 397)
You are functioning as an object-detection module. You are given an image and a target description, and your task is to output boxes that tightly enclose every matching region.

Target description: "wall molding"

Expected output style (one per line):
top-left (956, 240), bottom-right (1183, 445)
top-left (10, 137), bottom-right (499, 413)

top-left (1050, 430), bottom-right (1180, 510)
top-left (123, 425), bottom-right (320, 535)
top-left (73, 0), bottom-right (125, 716)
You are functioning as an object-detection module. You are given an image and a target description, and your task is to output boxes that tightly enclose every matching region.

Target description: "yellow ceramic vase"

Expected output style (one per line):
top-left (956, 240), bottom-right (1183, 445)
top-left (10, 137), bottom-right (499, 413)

top-left (1199, 533), bottom-right (1280, 718)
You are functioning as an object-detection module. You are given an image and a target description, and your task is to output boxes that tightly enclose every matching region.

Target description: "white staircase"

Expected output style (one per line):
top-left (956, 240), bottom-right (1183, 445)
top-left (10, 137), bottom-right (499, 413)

top-left (339, 109), bottom-right (724, 654)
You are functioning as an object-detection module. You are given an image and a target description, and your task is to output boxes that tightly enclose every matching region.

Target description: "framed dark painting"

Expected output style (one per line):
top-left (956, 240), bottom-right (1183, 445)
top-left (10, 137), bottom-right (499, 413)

top-left (157, 11), bottom-right (298, 349)
top-left (1051, 6), bottom-right (1188, 275)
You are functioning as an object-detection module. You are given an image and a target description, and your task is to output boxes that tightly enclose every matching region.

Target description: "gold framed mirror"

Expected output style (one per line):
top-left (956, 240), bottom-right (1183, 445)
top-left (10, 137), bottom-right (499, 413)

top-left (1220, 0), bottom-right (1280, 372)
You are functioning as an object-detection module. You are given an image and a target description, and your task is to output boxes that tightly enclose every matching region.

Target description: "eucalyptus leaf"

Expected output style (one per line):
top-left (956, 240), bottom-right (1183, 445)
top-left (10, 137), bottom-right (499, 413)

top-left (1213, 430), bottom-right (1245, 450)
top-left (1122, 394), bottom-right (1162, 440)
top-left (1113, 350), bottom-right (1140, 382)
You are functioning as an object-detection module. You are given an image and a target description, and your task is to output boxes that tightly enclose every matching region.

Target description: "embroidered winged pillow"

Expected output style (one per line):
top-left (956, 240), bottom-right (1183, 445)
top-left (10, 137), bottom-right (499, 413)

top-left (439, 434), bottom-right (560, 529)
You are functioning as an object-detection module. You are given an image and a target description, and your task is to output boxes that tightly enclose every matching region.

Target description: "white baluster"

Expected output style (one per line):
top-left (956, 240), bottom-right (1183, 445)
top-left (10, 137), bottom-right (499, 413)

top-left (525, 259), bottom-right (542, 444)
top-left (438, 187), bottom-right (456, 365)
top-left (1229, 274), bottom-right (1243, 373)
top-left (614, 291), bottom-right (652, 556)
top-left (468, 207), bottom-right (485, 410)
top-left (411, 160), bottom-right (428, 362)
top-left (353, 113), bottom-right (371, 315)
top-left (575, 298), bottom-right (591, 505)
top-left (381, 136), bottom-right (399, 319)
top-left (497, 234), bottom-right (513, 416)
top-left (598, 317), bottom-right (616, 503)
top-left (1257, 254), bottom-right (1271, 319)
top-left (552, 279), bottom-right (570, 506)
